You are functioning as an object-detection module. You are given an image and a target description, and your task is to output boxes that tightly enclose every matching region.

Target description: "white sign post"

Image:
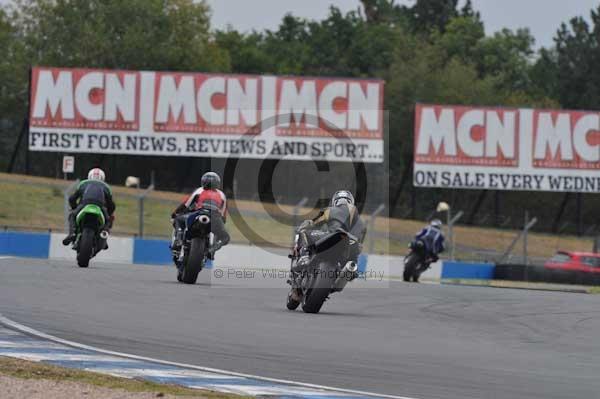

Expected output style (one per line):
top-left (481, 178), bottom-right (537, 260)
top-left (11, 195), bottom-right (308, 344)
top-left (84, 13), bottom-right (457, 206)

top-left (62, 155), bottom-right (75, 179)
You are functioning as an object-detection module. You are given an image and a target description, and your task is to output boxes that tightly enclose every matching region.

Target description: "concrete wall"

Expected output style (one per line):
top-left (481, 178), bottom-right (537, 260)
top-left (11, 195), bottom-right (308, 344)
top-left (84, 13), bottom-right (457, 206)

top-left (49, 233), bottom-right (133, 264)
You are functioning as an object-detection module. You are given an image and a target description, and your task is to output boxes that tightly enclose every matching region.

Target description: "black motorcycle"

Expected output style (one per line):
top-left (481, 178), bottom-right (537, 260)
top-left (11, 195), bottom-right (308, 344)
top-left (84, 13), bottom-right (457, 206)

top-left (403, 240), bottom-right (436, 282)
top-left (173, 208), bottom-right (214, 284)
top-left (286, 229), bottom-right (359, 314)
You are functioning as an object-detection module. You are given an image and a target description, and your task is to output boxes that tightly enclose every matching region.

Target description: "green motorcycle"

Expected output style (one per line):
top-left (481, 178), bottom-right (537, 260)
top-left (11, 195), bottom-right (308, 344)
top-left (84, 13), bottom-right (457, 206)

top-left (73, 204), bottom-right (109, 268)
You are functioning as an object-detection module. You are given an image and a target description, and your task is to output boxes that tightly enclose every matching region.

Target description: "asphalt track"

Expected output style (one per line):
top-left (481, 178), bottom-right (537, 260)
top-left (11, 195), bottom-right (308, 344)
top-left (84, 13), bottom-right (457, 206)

top-left (1, 257), bottom-right (600, 399)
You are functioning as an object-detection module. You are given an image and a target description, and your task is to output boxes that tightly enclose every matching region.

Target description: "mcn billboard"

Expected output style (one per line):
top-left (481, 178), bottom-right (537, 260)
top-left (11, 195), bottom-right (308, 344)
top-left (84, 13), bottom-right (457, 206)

top-left (414, 104), bottom-right (600, 193)
top-left (29, 67), bottom-right (384, 163)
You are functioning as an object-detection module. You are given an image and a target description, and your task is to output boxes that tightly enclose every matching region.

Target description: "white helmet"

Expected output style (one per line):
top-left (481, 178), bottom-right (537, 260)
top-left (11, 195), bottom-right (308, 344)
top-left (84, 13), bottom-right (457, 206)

top-left (88, 168), bottom-right (105, 182)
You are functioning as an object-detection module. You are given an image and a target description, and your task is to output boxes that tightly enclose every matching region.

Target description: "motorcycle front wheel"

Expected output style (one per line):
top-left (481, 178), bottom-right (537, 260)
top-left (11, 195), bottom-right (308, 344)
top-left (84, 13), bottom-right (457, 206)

top-left (286, 290), bottom-right (301, 310)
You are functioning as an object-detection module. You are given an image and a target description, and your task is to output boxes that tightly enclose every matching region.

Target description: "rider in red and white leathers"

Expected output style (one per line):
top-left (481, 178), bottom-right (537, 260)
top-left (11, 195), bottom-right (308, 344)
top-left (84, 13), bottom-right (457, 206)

top-left (170, 172), bottom-right (230, 256)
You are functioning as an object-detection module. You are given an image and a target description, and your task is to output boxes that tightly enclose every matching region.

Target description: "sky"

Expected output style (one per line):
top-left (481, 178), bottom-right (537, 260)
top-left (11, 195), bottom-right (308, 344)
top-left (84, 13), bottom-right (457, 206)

top-left (1, 0), bottom-right (598, 49)
top-left (206, 0), bottom-right (600, 49)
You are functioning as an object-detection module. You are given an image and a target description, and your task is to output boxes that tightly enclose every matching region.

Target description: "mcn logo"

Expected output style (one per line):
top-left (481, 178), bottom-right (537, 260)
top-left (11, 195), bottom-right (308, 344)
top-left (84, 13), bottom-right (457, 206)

top-left (30, 67), bottom-right (383, 140)
top-left (415, 104), bottom-right (600, 170)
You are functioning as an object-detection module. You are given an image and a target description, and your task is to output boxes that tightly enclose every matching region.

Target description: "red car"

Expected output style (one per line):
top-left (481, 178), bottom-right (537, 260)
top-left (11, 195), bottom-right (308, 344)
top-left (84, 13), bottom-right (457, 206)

top-left (544, 251), bottom-right (600, 273)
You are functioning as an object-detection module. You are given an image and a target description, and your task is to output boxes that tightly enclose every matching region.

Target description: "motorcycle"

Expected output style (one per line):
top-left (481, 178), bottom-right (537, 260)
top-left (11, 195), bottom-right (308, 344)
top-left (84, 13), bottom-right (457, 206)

top-left (403, 240), bottom-right (436, 282)
top-left (73, 204), bottom-right (109, 268)
top-left (286, 228), bottom-right (360, 314)
top-left (173, 208), bottom-right (214, 284)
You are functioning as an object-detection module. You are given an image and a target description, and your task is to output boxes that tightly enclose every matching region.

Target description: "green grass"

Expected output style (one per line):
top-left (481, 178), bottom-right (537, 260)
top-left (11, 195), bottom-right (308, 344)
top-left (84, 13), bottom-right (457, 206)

top-left (0, 172), bottom-right (597, 258)
top-left (0, 356), bottom-right (246, 398)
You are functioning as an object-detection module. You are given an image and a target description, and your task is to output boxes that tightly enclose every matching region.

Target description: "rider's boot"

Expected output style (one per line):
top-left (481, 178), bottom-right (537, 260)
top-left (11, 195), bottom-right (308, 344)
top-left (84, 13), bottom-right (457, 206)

top-left (62, 214), bottom-right (77, 245)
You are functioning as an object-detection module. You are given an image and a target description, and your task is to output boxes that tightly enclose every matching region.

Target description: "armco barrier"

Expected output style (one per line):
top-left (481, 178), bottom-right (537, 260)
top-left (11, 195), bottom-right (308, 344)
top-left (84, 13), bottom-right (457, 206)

top-left (0, 231), bottom-right (50, 258)
top-left (495, 263), bottom-right (600, 286)
top-left (441, 261), bottom-right (495, 280)
top-left (0, 230), bottom-right (446, 281)
top-left (133, 238), bottom-right (172, 265)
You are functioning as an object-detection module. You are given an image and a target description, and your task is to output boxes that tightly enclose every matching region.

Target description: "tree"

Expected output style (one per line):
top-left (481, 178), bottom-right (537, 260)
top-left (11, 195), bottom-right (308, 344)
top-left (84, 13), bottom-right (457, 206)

top-left (552, 8), bottom-right (600, 109)
top-left (12, 0), bottom-right (229, 71)
top-left (0, 6), bottom-right (28, 171)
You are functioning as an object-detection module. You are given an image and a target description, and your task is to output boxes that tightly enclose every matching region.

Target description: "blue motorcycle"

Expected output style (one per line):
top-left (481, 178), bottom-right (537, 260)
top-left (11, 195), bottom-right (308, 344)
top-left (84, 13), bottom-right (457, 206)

top-left (173, 208), bottom-right (214, 284)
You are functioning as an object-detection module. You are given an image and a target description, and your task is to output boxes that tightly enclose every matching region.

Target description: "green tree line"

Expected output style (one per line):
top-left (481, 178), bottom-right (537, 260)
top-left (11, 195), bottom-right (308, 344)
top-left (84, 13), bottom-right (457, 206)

top-left (1, 0), bottom-right (599, 234)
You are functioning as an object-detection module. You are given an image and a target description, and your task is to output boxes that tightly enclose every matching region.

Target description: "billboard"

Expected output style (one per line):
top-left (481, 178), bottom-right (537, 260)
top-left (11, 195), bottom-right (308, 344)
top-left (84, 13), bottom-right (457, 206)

top-left (28, 67), bottom-right (384, 162)
top-left (414, 104), bottom-right (600, 193)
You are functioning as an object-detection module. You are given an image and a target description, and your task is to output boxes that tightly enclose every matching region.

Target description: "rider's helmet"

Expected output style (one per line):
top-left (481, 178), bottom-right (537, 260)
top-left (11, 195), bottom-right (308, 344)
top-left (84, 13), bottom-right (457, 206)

top-left (331, 190), bottom-right (355, 207)
top-left (88, 168), bottom-right (105, 182)
top-left (201, 172), bottom-right (221, 190)
top-left (430, 219), bottom-right (443, 229)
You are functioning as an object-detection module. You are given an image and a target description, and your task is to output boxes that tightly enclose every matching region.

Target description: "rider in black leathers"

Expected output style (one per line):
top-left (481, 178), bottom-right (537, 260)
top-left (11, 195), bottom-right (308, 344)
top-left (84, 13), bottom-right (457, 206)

top-left (295, 190), bottom-right (366, 266)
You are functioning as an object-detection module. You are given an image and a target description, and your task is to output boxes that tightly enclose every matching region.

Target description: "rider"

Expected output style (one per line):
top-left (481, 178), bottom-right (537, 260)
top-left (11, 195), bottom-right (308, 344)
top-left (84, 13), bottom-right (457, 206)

top-left (170, 172), bottom-right (230, 257)
top-left (295, 190), bottom-right (366, 265)
top-left (413, 219), bottom-right (445, 261)
top-left (62, 168), bottom-right (116, 246)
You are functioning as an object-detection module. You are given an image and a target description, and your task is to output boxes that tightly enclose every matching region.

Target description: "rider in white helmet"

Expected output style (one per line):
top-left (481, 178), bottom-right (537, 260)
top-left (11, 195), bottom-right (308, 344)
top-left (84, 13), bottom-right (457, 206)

top-left (62, 168), bottom-right (116, 245)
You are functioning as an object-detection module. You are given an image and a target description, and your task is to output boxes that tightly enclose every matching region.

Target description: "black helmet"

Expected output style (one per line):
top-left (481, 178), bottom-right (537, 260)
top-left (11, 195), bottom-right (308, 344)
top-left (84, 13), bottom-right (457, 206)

top-left (201, 172), bottom-right (221, 189)
top-left (331, 190), bottom-right (354, 207)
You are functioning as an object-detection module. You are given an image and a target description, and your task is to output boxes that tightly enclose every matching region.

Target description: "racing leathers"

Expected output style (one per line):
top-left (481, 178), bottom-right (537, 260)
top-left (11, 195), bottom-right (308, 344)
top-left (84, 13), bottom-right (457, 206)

top-left (171, 187), bottom-right (230, 255)
top-left (413, 226), bottom-right (445, 261)
top-left (296, 203), bottom-right (366, 263)
top-left (63, 180), bottom-right (116, 245)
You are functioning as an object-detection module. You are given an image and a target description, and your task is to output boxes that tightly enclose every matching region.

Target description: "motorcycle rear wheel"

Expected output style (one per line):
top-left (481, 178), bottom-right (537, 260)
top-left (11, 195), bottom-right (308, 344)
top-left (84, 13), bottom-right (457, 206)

top-left (182, 237), bottom-right (205, 284)
top-left (286, 290), bottom-right (301, 310)
top-left (403, 253), bottom-right (419, 282)
top-left (302, 262), bottom-right (335, 314)
top-left (77, 228), bottom-right (95, 268)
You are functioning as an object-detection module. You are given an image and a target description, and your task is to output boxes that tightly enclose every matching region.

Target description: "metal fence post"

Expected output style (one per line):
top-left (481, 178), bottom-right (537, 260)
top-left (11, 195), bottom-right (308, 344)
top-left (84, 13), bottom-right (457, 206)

top-left (524, 211), bottom-right (529, 265)
top-left (448, 210), bottom-right (464, 261)
top-left (291, 197), bottom-right (308, 238)
top-left (138, 184), bottom-right (155, 238)
top-left (368, 204), bottom-right (385, 254)
top-left (63, 179), bottom-right (80, 232)
top-left (498, 213), bottom-right (537, 265)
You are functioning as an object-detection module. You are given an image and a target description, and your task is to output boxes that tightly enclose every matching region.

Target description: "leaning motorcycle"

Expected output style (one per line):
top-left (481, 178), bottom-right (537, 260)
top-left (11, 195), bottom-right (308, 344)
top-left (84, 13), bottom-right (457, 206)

top-left (173, 209), bottom-right (213, 284)
top-left (73, 204), bottom-right (109, 268)
top-left (403, 240), bottom-right (435, 282)
top-left (286, 228), bottom-right (359, 314)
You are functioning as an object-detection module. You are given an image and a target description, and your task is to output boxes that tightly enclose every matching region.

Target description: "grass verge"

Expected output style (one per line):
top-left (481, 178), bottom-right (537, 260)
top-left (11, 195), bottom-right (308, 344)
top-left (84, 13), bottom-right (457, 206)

top-left (442, 279), bottom-right (596, 293)
top-left (0, 172), bottom-right (595, 258)
top-left (0, 356), bottom-right (245, 398)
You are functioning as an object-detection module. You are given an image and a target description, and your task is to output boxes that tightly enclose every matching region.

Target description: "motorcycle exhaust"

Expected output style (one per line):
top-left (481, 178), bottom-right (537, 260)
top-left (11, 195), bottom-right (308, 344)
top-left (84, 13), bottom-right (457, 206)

top-left (197, 215), bottom-right (211, 225)
top-left (99, 230), bottom-right (110, 240)
top-left (333, 261), bottom-right (358, 292)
